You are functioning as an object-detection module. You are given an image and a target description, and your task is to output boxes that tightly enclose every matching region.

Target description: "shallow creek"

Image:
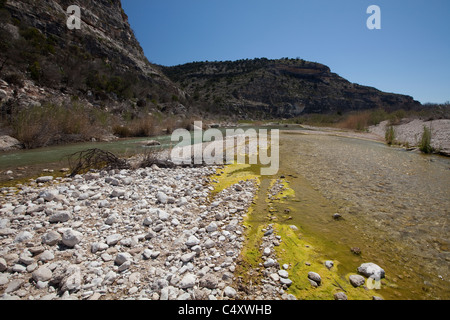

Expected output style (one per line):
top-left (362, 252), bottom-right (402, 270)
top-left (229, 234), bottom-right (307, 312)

top-left (274, 131), bottom-right (450, 299)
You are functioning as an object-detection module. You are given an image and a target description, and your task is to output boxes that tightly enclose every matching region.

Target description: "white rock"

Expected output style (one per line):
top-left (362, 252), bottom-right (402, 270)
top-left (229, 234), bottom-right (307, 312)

top-left (158, 209), bottom-right (169, 221)
top-left (206, 222), bottom-right (218, 232)
top-left (269, 273), bottom-right (280, 282)
top-left (280, 278), bottom-right (293, 287)
top-left (102, 271), bottom-right (117, 285)
top-left (118, 260), bottom-right (131, 272)
top-left (105, 214), bottom-right (118, 225)
top-left (49, 211), bottom-right (72, 223)
top-left (106, 234), bottom-right (122, 246)
top-left (41, 230), bottom-right (61, 246)
top-left (143, 217), bottom-right (153, 226)
top-left (204, 239), bottom-right (215, 249)
top-left (60, 265), bottom-right (82, 292)
top-left (36, 176), bottom-right (53, 183)
top-left (263, 258), bottom-right (276, 268)
top-left (14, 231), bottom-right (33, 243)
top-left (91, 242), bottom-right (109, 253)
top-left (98, 200), bottom-right (110, 208)
top-left (157, 192), bottom-right (168, 204)
top-left (177, 197), bottom-right (188, 207)
top-left (115, 252), bottom-right (132, 266)
top-left (143, 249), bottom-right (152, 260)
top-left (181, 252), bottom-right (196, 263)
top-left (307, 272), bottom-right (322, 285)
top-left (111, 188), bottom-right (126, 198)
top-left (39, 250), bottom-right (55, 262)
top-left (13, 206), bottom-right (27, 215)
top-left (39, 189), bottom-right (59, 201)
top-left (32, 266), bottom-right (53, 282)
top-left (349, 274), bottom-right (366, 287)
top-left (224, 286), bottom-right (237, 298)
top-left (179, 274), bottom-right (196, 289)
top-left (278, 270), bottom-right (289, 278)
top-left (357, 263), bottom-right (385, 279)
top-left (186, 235), bottom-right (200, 247)
top-left (62, 229), bottom-right (83, 248)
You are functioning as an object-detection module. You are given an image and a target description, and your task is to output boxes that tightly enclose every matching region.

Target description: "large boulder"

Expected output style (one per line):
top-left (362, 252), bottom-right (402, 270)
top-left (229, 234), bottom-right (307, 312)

top-left (0, 136), bottom-right (23, 151)
top-left (357, 263), bottom-right (385, 279)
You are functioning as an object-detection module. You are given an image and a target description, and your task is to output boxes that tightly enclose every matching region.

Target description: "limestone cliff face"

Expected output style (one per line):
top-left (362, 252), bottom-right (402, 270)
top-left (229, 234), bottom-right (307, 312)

top-left (163, 58), bottom-right (421, 119)
top-left (0, 0), bottom-right (184, 114)
top-left (5, 0), bottom-right (149, 70)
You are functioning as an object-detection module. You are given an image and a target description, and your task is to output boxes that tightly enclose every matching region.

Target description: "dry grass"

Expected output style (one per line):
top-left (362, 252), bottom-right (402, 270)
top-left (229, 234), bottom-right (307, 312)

top-left (112, 115), bottom-right (160, 138)
top-left (11, 103), bottom-right (110, 149)
top-left (337, 111), bottom-right (372, 131)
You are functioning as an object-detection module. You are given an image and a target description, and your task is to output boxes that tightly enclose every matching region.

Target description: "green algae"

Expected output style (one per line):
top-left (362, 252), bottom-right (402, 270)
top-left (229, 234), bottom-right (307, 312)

top-left (211, 158), bottom-right (386, 300)
top-left (273, 224), bottom-right (383, 300)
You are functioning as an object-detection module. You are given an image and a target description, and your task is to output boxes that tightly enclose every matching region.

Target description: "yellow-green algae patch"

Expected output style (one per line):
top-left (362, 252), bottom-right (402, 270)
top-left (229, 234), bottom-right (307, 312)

top-left (210, 163), bottom-right (261, 196)
top-left (206, 154), bottom-right (390, 300)
top-left (273, 223), bottom-right (384, 300)
top-left (209, 161), bottom-right (267, 290)
top-left (267, 178), bottom-right (296, 203)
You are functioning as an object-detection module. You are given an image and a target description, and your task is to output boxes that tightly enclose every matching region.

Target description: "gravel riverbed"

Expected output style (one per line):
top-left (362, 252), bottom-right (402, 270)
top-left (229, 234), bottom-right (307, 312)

top-left (0, 164), bottom-right (263, 300)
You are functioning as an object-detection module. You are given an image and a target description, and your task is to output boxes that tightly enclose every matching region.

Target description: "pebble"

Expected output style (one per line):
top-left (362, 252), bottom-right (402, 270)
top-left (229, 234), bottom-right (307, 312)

top-left (263, 258), bottom-right (276, 268)
top-left (334, 292), bottom-right (348, 300)
top-left (206, 222), bottom-right (218, 232)
top-left (36, 176), bottom-right (53, 183)
top-left (349, 274), bottom-right (366, 287)
top-left (32, 266), bottom-right (53, 282)
top-left (186, 235), bottom-right (200, 247)
top-left (307, 272), bottom-right (322, 286)
top-left (115, 252), bottom-right (132, 266)
top-left (14, 231), bottom-right (33, 243)
top-left (49, 211), bottom-right (72, 223)
top-left (278, 270), bottom-right (289, 278)
top-left (61, 229), bottom-right (83, 248)
top-left (224, 286), bottom-right (237, 298)
top-left (279, 278), bottom-right (293, 287)
top-left (42, 230), bottom-right (61, 246)
top-left (179, 274), bottom-right (196, 289)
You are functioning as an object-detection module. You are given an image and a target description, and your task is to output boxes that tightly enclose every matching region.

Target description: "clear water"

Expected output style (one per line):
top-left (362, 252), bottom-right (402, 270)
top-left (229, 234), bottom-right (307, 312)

top-left (279, 132), bottom-right (450, 299)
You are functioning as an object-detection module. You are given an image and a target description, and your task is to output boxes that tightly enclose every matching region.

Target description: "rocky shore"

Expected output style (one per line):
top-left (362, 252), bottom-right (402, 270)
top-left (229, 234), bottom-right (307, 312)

top-left (0, 164), bottom-right (260, 300)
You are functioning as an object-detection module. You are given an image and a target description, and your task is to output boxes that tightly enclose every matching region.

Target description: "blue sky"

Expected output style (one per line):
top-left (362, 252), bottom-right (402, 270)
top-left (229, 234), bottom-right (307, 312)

top-left (121, 0), bottom-right (450, 104)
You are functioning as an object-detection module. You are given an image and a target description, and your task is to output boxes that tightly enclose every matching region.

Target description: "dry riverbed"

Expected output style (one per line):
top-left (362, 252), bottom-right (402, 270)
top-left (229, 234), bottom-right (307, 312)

top-left (0, 164), bottom-right (260, 300)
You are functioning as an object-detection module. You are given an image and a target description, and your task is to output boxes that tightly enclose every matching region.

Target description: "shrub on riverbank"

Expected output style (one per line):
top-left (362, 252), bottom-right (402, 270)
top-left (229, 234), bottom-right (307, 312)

top-left (9, 103), bottom-right (111, 149)
top-left (419, 125), bottom-right (433, 154)
top-left (385, 125), bottom-right (396, 145)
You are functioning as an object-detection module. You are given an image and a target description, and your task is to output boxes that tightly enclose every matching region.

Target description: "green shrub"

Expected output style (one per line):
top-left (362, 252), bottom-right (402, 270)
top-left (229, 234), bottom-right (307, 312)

top-left (28, 61), bottom-right (41, 81)
top-left (385, 125), bottom-right (395, 145)
top-left (419, 126), bottom-right (433, 154)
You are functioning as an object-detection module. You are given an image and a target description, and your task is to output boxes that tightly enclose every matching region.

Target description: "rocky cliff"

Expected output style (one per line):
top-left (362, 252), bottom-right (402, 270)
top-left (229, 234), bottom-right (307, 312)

top-left (0, 0), bottom-right (185, 118)
top-left (163, 58), bottom-right (421, 119)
